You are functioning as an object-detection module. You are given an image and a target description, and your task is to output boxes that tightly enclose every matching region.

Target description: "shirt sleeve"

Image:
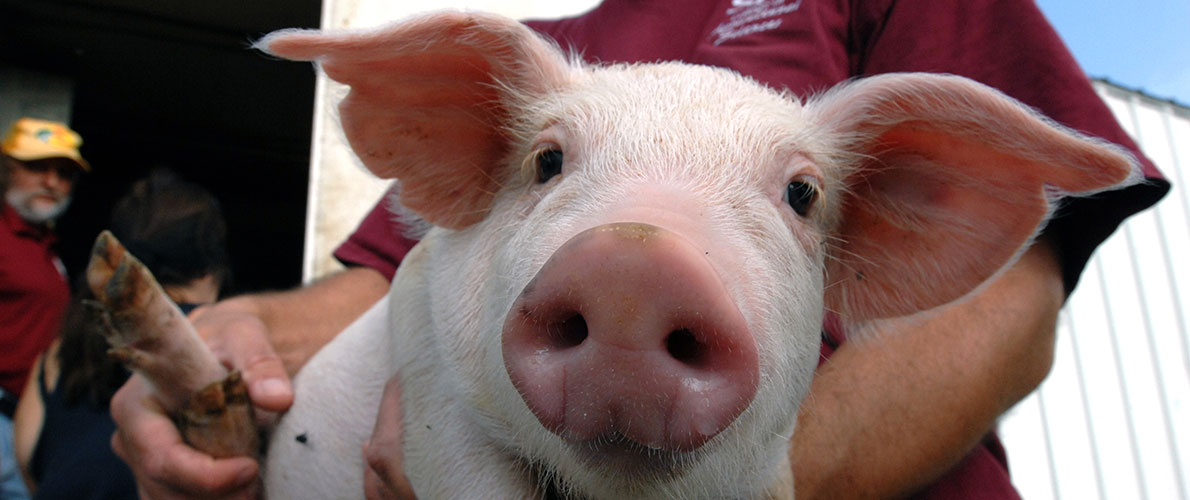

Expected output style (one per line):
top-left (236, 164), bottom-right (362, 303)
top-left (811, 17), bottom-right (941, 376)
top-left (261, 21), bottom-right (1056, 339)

top-left (852, 0), bottom-right (1169, 293)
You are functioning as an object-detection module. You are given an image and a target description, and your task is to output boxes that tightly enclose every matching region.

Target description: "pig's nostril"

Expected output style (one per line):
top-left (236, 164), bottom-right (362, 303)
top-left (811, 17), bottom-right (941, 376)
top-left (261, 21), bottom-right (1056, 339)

top-left (545, 313), bottom-right (588, 348)
top-left (665, 328), bottom-right (706, 365)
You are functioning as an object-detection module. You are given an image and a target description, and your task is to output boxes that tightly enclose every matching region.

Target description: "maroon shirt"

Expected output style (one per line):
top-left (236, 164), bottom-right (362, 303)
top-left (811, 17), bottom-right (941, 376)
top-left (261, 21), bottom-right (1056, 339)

top-left (0, 203), bottom-right (70, 396)
top-left (334, 0), bottom-right (1170, 497)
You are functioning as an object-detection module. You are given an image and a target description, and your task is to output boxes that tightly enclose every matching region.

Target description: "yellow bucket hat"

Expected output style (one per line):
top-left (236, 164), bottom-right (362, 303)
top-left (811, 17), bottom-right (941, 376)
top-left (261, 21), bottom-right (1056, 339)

top-left (1, 117), bottom-right (90, 171)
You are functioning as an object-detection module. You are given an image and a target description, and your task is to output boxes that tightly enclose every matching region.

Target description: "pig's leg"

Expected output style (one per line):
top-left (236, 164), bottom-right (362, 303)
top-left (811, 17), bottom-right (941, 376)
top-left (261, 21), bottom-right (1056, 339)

top-left (87, 231), bottom-right (258, 458)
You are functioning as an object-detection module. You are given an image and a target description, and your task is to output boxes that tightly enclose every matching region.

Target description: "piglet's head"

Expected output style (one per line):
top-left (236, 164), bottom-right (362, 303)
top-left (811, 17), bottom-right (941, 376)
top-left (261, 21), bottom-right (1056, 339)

top-left (260, 10), bottom-right (1138, 499)
top-left (260, 12), bottom-right (1137, 325)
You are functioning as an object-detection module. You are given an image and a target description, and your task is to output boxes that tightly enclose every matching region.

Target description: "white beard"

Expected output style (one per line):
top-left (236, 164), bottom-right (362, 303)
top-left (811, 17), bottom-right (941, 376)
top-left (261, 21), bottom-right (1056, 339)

top-left (6, 188), bottom-right (71, 225)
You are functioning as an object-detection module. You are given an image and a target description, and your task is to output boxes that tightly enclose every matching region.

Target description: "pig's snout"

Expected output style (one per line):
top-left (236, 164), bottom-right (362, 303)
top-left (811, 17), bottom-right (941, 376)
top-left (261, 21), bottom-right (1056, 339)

top-left (502, 223), bottom-right (759, 452)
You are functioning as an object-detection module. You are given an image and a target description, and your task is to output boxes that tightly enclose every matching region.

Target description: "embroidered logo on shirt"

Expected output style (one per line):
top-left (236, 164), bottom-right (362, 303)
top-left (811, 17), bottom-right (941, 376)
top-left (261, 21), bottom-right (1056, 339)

top-left (711, 0), bottom-right (803, 46)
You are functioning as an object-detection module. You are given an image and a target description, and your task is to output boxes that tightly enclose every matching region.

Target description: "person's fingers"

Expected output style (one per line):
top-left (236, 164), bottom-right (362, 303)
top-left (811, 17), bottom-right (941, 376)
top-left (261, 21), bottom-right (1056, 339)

top-left (364, 374), bottom-right (416, 499)
top-left (113, 432), bottom-right (259, 499)
top-left (240, 356), bottom-right (293, 415)
top-left (110, 376), bottom-right (259, 499)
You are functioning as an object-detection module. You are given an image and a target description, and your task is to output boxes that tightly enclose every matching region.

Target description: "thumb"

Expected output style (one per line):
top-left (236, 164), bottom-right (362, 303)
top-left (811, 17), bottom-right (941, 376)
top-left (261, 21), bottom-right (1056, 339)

top-left (195, 306), bottom-right (294, 413)
top-left (232, 333), bottom-right (294, 413)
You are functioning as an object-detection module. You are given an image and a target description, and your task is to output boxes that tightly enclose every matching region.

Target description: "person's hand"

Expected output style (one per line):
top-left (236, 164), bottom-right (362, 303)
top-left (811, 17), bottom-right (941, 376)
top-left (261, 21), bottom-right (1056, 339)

top-left (363, 374), bottom-right (417, 500)
top-left (109, 300), bottom-right (295, 500)
top-left (111, 374), bottom-right (261, 499)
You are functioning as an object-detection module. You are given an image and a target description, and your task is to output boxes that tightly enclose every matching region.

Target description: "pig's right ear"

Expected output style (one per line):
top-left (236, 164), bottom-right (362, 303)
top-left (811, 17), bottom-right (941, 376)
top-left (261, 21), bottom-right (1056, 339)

top-left (257, 11), bottom-right (572, 229)
top-left (809, 73), bottom-right (1140, 323)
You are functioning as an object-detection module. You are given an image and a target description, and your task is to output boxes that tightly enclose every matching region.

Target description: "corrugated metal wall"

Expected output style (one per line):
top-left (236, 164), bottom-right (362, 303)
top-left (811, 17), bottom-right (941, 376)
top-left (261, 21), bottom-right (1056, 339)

top-left (1000, 82), bottom-right (1190, 499)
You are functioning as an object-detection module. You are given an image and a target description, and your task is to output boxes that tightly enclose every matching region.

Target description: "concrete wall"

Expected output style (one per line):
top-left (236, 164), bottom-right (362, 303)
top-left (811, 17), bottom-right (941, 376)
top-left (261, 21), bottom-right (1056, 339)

top-left (0, 66), bottom-right (73, 132)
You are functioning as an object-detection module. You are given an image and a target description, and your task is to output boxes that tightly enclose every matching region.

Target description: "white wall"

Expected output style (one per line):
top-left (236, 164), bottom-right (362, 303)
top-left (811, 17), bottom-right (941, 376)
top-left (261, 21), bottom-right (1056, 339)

top-left (1000, 83), bottom-right (1190, 500)
top-left (301, 0), bottom-right (600, 282)
top-left (0, 66), bottom-right (74, 131)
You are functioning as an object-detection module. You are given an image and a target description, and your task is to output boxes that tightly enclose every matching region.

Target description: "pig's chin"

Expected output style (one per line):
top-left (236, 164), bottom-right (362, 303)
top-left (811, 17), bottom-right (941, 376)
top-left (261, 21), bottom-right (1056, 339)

top-left (567, 431), bottom-right (696, 478)
top-left (528, 431), bottom-right (703, 498)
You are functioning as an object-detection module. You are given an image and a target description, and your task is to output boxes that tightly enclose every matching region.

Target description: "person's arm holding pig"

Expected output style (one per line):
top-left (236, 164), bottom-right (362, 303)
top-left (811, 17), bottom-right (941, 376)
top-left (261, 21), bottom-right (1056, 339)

top-left (783, 3), bottom-right (1168, 499)
top-left (790, 239), bottom-right (1066, 499)
top-left (783, 3), bottom-right (1166, 498)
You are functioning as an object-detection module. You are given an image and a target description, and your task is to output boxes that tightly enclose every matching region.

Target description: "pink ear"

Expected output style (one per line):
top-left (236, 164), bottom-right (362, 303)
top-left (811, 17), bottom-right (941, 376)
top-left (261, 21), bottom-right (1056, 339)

top-left (258, 11), bottom-right (571, 229)
top-left (812, 73), bottom-right (1140, 322)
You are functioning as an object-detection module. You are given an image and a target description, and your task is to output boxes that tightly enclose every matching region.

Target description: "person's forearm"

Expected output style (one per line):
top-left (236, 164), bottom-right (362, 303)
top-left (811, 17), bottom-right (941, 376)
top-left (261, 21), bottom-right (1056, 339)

top-left (208, 266), bottom-right (390, 375)
top-left (791, 240), bottom-right (1064, 499)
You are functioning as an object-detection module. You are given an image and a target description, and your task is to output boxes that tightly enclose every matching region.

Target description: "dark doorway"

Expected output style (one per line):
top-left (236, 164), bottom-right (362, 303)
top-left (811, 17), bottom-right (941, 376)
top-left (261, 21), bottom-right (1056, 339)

top-left (1, 0), bottom-right (321, 293)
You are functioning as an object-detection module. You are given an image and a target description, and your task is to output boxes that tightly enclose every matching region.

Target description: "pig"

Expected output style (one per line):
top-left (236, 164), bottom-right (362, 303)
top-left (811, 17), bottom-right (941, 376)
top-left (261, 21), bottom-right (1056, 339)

top-left (251, 10), bottom-right (1139, 499)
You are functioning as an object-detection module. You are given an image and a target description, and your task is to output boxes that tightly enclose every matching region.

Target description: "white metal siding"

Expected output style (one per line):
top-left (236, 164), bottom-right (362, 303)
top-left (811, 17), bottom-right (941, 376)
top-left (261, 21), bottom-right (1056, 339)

top-left (1000, 83), bottom-right (1190, 500)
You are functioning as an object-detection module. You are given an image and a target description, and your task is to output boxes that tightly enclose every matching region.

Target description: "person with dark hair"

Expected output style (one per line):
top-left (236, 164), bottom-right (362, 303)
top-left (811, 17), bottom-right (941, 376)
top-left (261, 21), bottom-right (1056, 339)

top-left (11, 168), bottom-right (229, 500)
top-left (106, 169), bottom-right (230, 312)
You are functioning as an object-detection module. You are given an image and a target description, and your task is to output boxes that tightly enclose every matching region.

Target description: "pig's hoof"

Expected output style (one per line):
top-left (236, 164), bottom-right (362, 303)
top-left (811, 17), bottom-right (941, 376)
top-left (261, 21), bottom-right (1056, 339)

top-left (177, 371), bottom-right (260, 458)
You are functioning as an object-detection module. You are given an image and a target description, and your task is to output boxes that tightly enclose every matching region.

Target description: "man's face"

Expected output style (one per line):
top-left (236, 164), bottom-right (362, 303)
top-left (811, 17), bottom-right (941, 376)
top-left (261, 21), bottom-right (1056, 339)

top-left (4, 156), bottom-right (79, 225)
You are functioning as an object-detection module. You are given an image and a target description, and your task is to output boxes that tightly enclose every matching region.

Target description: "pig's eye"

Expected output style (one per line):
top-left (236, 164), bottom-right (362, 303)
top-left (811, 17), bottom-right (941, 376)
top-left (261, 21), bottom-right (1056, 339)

top-left (535, 148), bottom-right (564, 183)
top-left (784, 180), bottom-right (818, 217)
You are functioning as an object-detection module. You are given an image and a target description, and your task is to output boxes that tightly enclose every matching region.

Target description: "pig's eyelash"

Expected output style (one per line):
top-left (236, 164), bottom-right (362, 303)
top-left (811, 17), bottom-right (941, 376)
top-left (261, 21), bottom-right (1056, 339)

top-left (518, 149), bottom-right (540, 181)
top-left (520, 145), bottom-right (565, 184)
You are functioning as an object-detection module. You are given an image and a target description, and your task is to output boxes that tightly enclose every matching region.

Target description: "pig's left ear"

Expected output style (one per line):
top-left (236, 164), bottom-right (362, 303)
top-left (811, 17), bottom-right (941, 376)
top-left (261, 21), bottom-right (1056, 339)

top-left (810, 73), bottom-right (1140, 322)
top-left (257, 11), bottom-right (571, 229)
